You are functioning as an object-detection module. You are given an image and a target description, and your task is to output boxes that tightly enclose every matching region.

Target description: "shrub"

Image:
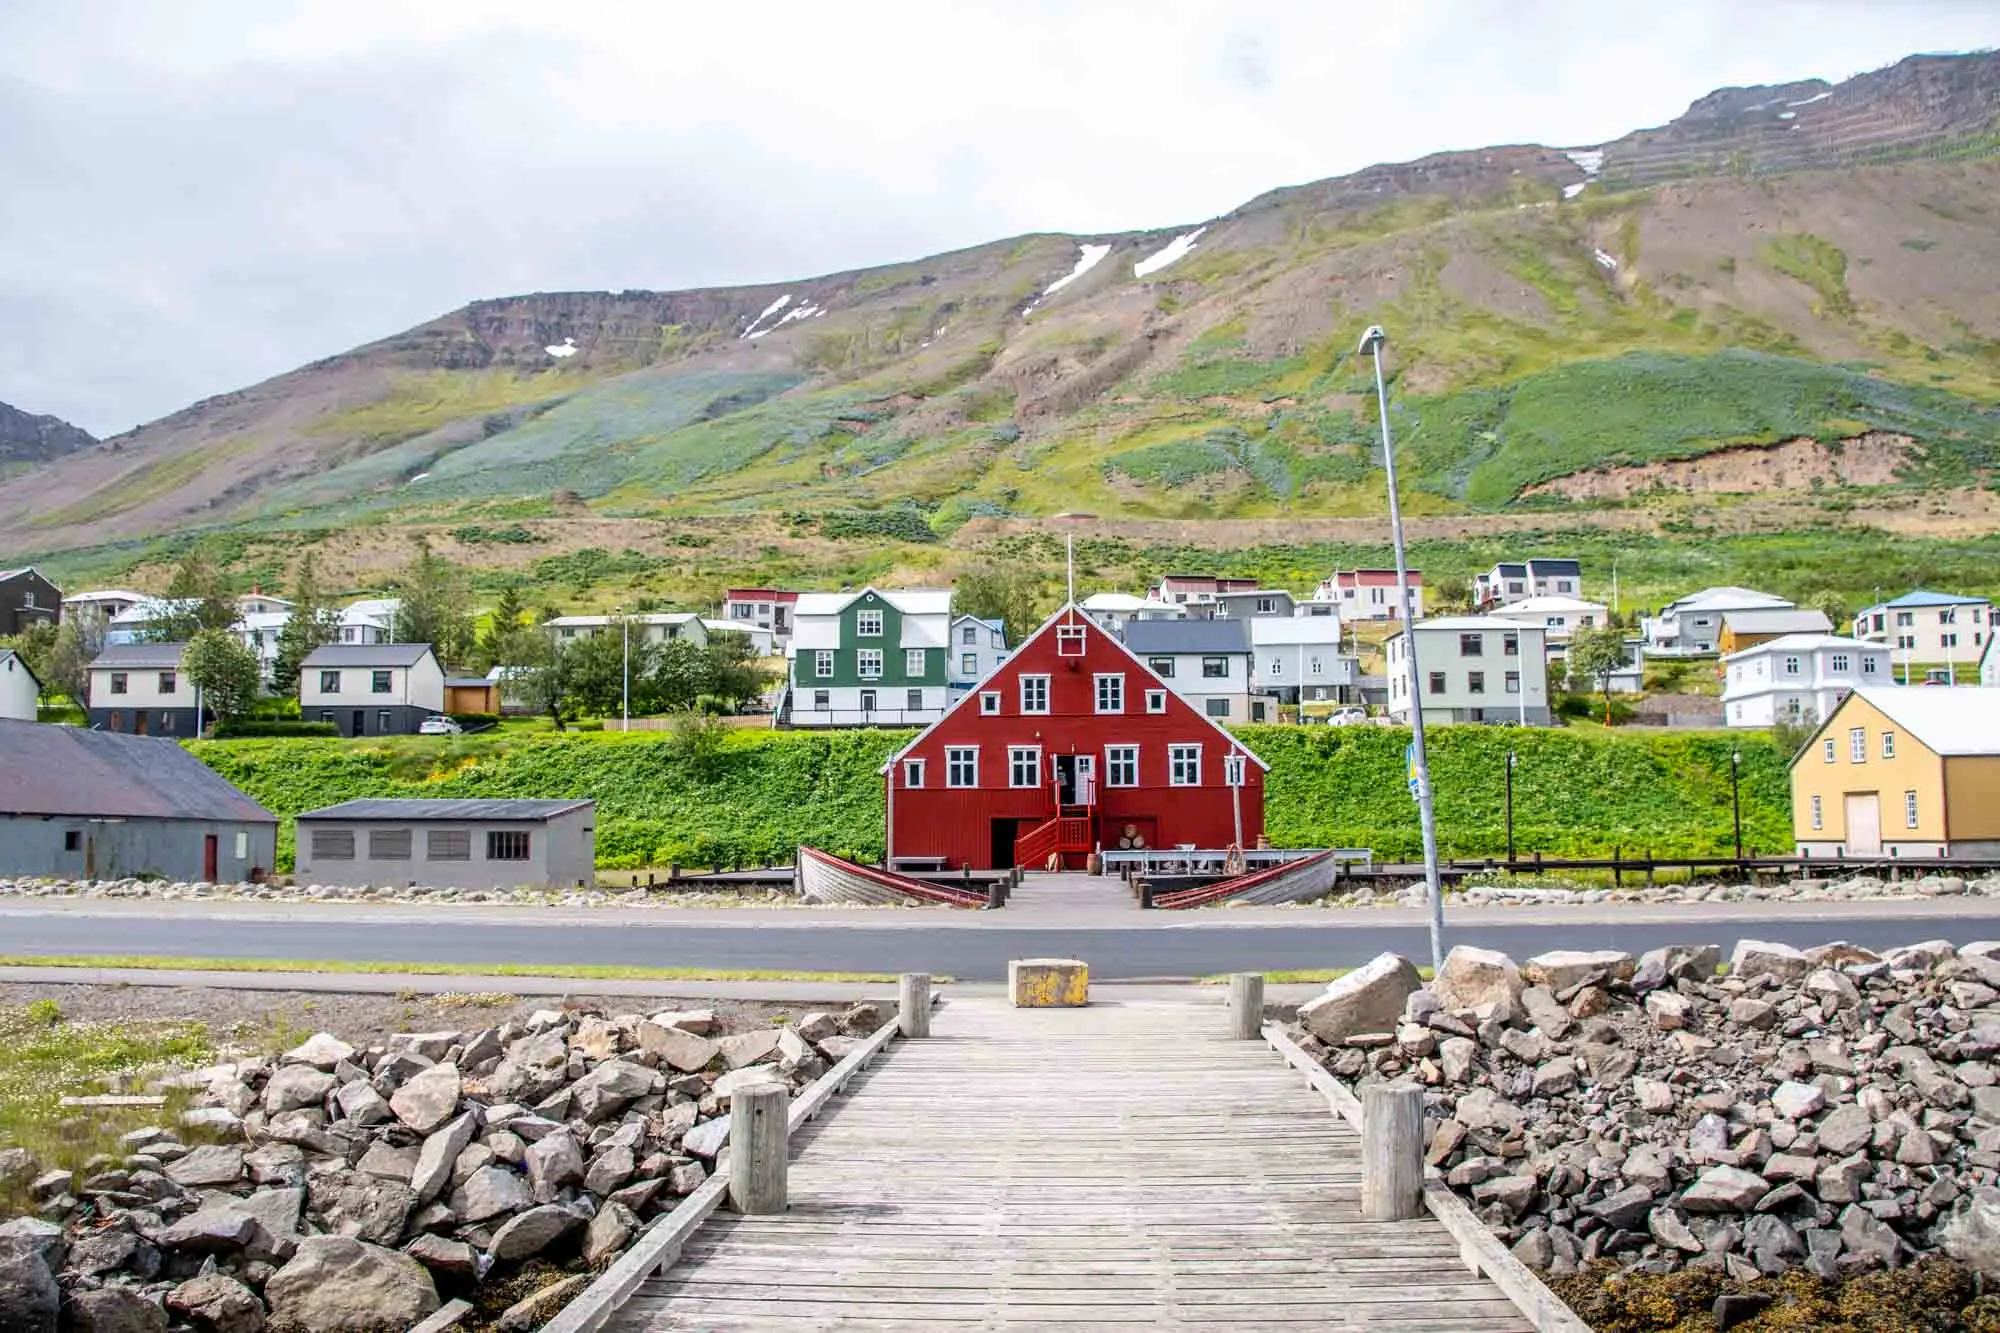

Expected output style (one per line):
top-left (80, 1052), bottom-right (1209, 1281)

top-left (211, 720), bottom-right (341, 739)
top-left (447, 713), bottom-right (501, 728)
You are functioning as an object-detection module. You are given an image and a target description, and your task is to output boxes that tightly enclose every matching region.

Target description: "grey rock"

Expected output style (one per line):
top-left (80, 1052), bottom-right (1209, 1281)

top-left (714, 1029), bottom-right (785, 1069)
top-left (1730, 939), bottom-right (1812, 982)
top-left (355, 1141), bottom-right (419, 1185)
top-left (388, 1063), bottom-right (462, 1134)
top-left (1438, 1037), bottom-right (1478, 1082)
top-left (411, 1112), bottom-right (478, 1205)
top-left (243, 1143), bottom-right (306, 1187)
top-left (167, 1273), bottom-right (266, 1333)
top-left (1681, 1166), bottom-right (1771, 1214)
top-left (1531, 1058), bottom-right (1578, 1098)
top-left (0, 1246), bottom-right (58, 1333)
top-left (64, 1286), bottom-right (167, 1333)
top-left (1649, 1207), bottom-right (1702, 1253)
top-left (487, 1204), bottom-right (583, 1264)
top-left (1743, 1214), bottom-right (1805, 1273)
top-left (585, 1144), bottom-right (637, 1195)
top-left (1770, 1081), bottom-right (1825, 1120)
top-left (163, 1143), bottom-right (245, 1189)
top-left (570, 1059), bottom-right (655, 1122)
top-left (496, 1275), bottom-right (591, 1333)
top-left (635, 1021), bottom-right (719, 1073)
top-left (404, 1233), bottom-right (480, 1277)
top-left (1939, 1186), bottom-right (2000, 1282)
top-left (795, 1011), bottom-right (838, 1043)
top-left (1633, 1078), bottom-right (1676, 1114)
top-left (525, 1129), bottom-right (586, 1202)
top-left (450, 1166), bottom-right (533, 1224)
top-left (1521, 949), bottom-right (1635, 990)
top-left (156, 1203), bottom-right (258, 1252)
top-left (1645, 992), bottom-right (1692, 1030)
top-left (683, 1115), bottom-right (732, 1160)
top-left (1297, 953), bottom-right (1424, 1045)
top-left (1840, 1203), bottom-right (1904, 1268)
top-left (1433, 946), bottom-right (1525, 1012)
top-left (0, 1148), bottom-right (37, 1191)
top-left (334, 1081), bottom-right (392, 1127)
top-left (68, 1230), bottom-right (156, 1278)
top-left (0, 1218), bottom-right (64, 1272)
top-left (262, 1064), bottom-right (335, 1114)
top-left (319, 1175), bottom-right (418, 1247)
top-left (264, 1236), bottom-right (440, 1333)
top-left (816, 1035), bottom-right (869, 1061)
top-left (584, 1199), bottom-right (640, 1265)
top-left (1587, 1185), bottom-right (1654, 1231)
top-left (1818, 1105), bottom-right (1874, 1156)
top-left (668, 1159), bottom-right (708, 1195)
top-left (282, 1032), bottom-right (356, 1070)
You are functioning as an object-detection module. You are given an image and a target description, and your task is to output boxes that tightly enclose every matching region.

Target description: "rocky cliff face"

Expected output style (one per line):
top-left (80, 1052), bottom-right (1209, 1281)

top-left (0, 401), bottom-right (94, 468)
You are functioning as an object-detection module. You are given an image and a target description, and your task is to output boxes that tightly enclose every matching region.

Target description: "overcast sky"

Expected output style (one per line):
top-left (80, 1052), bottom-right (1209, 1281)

top-left (1, 1), bottom-right (1992, 436)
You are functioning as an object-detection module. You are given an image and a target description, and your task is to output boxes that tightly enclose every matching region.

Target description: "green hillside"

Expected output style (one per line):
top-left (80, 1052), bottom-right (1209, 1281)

top-left (187, 727), bottom-right (1791, 873)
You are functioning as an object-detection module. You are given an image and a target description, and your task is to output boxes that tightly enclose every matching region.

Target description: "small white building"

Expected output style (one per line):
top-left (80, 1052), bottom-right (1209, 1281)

top-left (1079, 592), bottom-right (1183, 635)
top-left (700, 618), bottom-right (777, 658)
top-left (544, 613), bottom-right (709, 648)
top-left (785, 588), bottom-right (954, 726)
top-left (337, 599), bottom-right (400, 645)
top-left (1121, 618), bottom-right (1265, 723)
top-left (1487, 595), bottom-right (1609, 646)
top-left (1474, 559), bottom-right (1583, 608)
top-left (234, 611), bottom-right (290, 681)
top-left (1642, 587), bottom-right (1794, 657)
top-left (1852, 590), bottom-right (1992, 668)
top-left (300, 643), bottom-right (447, 737)
top-left (947, 615), bottom-right (1009, 693)
top-left (1249, 615), bottom-right (1356, 705)
top-left (0, 649), bottom-right (40, 722)
top-left (1720, 634), bottom-right (1892, 729)
top-left (85, 642), bottom-right (200, 736)
top-left (721, 589), bottom-right (801, 642)
top-left (1312, 569), bottom-right (1425, 622)
top-left (1385, 617), bottom-right (1550, 725)
top-left (62, 589), bottom-right (149, 622)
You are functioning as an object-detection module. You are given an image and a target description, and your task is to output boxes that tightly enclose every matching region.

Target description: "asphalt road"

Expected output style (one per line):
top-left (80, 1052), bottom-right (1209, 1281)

top-left (3, 911), bottom-right (1994, 981)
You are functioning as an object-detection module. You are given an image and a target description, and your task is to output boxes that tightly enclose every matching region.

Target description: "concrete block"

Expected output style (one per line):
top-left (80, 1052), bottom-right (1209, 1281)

top-left (1009, 958), bottom-right (1088, 1007)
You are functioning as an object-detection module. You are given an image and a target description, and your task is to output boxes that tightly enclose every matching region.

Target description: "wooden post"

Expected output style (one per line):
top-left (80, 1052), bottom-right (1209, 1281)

top-left (899, 973), bottom-right (932, 1038)
top-left (1361, 1083), bottom-right (1425, 1221)
top-left (1227, 973), bottom-right (1264, 1040)
top-left (728, 1083), bottom-right (788, 1214)
top-left (986, 880), bottom-right (1005, 909)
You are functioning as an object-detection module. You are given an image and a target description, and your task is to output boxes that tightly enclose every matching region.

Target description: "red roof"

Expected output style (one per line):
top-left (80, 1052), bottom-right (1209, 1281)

top-left (724, 589), bottom-right (801, 603)
top-left (1336, 568), bottom-right (1423, 586)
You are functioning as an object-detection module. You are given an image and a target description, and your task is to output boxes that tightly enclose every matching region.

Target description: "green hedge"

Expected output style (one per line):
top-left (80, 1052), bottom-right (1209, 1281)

top-left (188, 725), bottom-right (1792, 871)
top-left (210, 720), bottom-right (341, 739)
top-left (447, 713), bottom-right (501, 728)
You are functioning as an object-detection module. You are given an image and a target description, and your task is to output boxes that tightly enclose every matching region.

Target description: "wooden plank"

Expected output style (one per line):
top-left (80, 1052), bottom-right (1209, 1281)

top-left (406, 1298), bottom-right (475, 1333)
top-left (1422, 1179), bottom-right (1593, 1333)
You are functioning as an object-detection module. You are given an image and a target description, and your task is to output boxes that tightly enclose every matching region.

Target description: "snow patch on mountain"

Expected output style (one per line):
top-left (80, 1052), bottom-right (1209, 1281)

top-left (1133, 227), bottom-right (1206, 278)
top-left (740, 295), bottom-right (792, 340)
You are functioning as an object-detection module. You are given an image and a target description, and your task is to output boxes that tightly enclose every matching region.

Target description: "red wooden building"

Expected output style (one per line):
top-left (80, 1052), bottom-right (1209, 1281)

top-left (880, 605), bottom-right (1267, 870)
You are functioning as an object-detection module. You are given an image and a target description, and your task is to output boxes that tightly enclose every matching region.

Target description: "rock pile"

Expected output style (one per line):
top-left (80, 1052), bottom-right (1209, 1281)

top-left (1310, 872), bottom-right (2000, 911)
top-left (0, 1001), bottom-right (887, 1332)
top-left (1291, 939), bottom-right (2000, 1286)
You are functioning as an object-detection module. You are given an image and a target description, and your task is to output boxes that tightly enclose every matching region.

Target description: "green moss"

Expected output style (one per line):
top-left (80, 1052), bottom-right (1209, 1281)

top-left (1763, 233), bottom-right (1854, 317)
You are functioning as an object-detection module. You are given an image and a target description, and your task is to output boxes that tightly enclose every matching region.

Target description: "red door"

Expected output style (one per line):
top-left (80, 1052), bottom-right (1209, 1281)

top-left (203, 835), bottom-right (218, 882)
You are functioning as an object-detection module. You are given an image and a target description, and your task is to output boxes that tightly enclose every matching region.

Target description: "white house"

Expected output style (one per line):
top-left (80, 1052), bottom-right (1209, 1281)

top-left (85, 642), bottom-right (200, 736)
top-left (300, 643), bottom-right (446, 737)
top-left (699, 618), bottom-right (777, 658)
top-left (0, 649), bottom-right (39, 722)
top-left (62, 589), bottom-right (148, 622)
top-left (1642, 587), bottom-right (1794, 657)
top-left (1981, 633), bottom-right (2000, 688)
top-left (544, 613), bottom-right (709, 649)
top-left (1249, 615), bottom-right (1356, 705)
top-left (1312, 569), bottom-right (1425, 622)
top-left (947, 615), bottom-right (1009, 694)
top-left (232, 611), bottom-right (290, 681)
top-left (236, 591), bottom-right (292, 618)
top-left (1079, 592), bottom-right (1183, 635)
top-left (1121, 618), bottom-right (1267, 723)
top-left (721, 589), bottom-right (801, 642)
top-left (338, 598), bottom-right (400, 644)
top-left (1474, 559), bottom-right (1583, 608)
top-left (785, 588), bottom-right (954, 726)
top-left (1149, 575), bottom-right (1260, 610)
top-left (1852, 590), bottom-right (1991, 669)
top-left (1720, 634), bottom-right (1892, 729)
top-left (1487, 595), bottom-right (1609, 647)
top-left (1385, 617), bottom-right (1550, 725)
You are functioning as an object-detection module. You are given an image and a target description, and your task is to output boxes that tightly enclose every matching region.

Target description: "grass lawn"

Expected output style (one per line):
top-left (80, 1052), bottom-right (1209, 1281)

top-left (0, 955), bottom-right (904, 984)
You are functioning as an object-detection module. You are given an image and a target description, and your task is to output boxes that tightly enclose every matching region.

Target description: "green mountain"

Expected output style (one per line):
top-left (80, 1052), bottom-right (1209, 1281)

top-left (6, 51), bottom-right (1998, 611)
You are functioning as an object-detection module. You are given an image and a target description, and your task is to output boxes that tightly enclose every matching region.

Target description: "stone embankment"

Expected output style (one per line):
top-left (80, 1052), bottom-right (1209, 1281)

top-left (1288, 937), bottom-right (2000, 1311)
top-left (0, 1002), bottom-right (887, 1331)
top-left (1313, 872), bottom-right (2000, 911)
top-left (0, 878), bottom-right (852, 910)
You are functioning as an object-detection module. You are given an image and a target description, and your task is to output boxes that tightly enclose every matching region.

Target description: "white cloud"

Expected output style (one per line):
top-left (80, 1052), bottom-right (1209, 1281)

top-left (0, 0), bottom-right (1992, 433)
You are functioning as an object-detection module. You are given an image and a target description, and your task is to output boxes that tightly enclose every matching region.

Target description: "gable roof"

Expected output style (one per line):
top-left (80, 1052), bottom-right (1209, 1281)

top-left (0, 648), bottom-right (41, 690)
top-left (90, 642), bottom-right (188, 671)
top-left (1720, 609), bottom-right (1834, 635)
top-left (1724, 633), bottom-right (1878, 661)
top-left (880, 604), bottom-right (1268, 775)
top-left (1869, 589), bottom-right (1990, 610)
top-left (1120, 618), bottom-right (1251, 655)
top-left (1392, 615), bottom-right (1545, 635)
top-left (0, 566), bottom-right (49, 583)
top-left (300, 643), bottom-right (437, 668)
top-left (1494, 596), bottom-right (1606, 615)
top-left (299, 798), bottom-right (592, 821)
top-left (1662, 586), bottom-right (1792, 614)
top-left (1525, 558), bottom-right (1582, 577)
top-left (0, 719), bottom-right (274, 821)
top-left (794, 587), bottom-right (953, 618)
top-left (1807, 686), bottom-right (2000, 759)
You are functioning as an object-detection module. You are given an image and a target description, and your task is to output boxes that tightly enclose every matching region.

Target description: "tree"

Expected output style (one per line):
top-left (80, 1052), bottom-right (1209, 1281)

top-left (151, 542), bottom-right (237, 641)
top-left (493, 627), bottom-right (565, 728)
top-left (668, 707), bottom-right (729, 779)
top-left (1429, 575), bottom-right (1472, 613)
top-left (702, 631), bottom-right (773, 711)
top-left (1566, 625), bottom-right (1631, 725)
top-left (183, 629), bottom-right (263, 725)
top-left (560, 631), bottom-right (640, 718)
top-left (1810, 591), bottom-right (1849, 631)
top-left (954, 564), bottom-right (1047, 637)
top-left (271, 553), bottom-right (339, 698)
top-left (474, 583), bottom-right (531, 672)
top-left (654, 637), bottom-right (713, 712)
top-left (393, 538), bottom-right (475, 666)
top-left (45, 612), bottom-right (106, 704)
top-left (0, 620), bottom-right (58, 694)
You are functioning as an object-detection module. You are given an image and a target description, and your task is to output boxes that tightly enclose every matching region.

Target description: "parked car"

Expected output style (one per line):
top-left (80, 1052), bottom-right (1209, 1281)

top-left (418, 715), bottom-right (464, 735)
top-left (1326, 707), bottom-right (1368, 726)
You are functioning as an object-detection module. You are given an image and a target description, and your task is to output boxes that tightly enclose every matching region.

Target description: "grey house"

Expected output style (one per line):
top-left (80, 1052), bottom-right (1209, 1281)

top-left (294, 798), bottom-right (596, 889)
top-left (0, 719), bottom-right (277, 881)
top-left (299, 643), bottom-right (447, 737)
top-left (87, 642), bottom-right (203, 736)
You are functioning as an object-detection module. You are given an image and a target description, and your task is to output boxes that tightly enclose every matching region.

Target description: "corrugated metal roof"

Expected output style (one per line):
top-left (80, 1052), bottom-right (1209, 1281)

top-left (90, 642), bottom-right (188, 670)
top-left (298, 798), bottom-right (594, 821)
top-left (1720, 609), bottom-right (1834, 634)
top-left (0, 720), bottom-right (275, 821)
top-left (301, 643), bottom-right (436, 667)
top-left (1874, 589), bottom-right (1989, 609)
top-left (1121, 618), bottom-right (1251, 655)
top-left (1525, 558), bottom-right (1582, 576)
top-left (1844, 687), bottom-right (2000, 756)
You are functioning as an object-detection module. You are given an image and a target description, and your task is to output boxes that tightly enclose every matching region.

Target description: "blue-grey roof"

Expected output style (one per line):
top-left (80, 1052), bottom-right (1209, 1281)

top-left (298, 798), bottom-right (593, 822)
top-left (1526, 558), bottom-right (1582, 577)
top-left (90, 642), bottom-right (188, 671)
top-left (301, 643), bottom-right (437, 668)
top-left (1877, 589), bottom-right (1987, 609)
top-left (1121, 619), bottom-right (1251, 655)
top-left (0, 719), bottom-right (274, 822)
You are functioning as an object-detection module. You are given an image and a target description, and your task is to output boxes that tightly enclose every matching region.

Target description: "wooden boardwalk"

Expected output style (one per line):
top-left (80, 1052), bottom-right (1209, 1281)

top-left (612, 996), bottom-right (1536, 1332)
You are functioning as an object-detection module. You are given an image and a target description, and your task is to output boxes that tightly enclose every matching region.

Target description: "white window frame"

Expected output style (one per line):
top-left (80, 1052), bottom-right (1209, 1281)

top-left (1882, 731), bottom-right (1896, 759)
top-left (1008, 746), bottom-right (1042, 789)
top-left (1505, 671), bottom-right (1521, 695)
top-left (1020, 674), bottom-right (1050, 715)
top-left (857, 609), bottom-right (884, 637)
top-left (1145, 689), bottom-right (1167, 714)
top-left (1223, 753), bottom-right (1247, 787)
top-left (814, 650), bottom-right (834, 679)
top-left (812, 688), bottom-right (830, 710)
top-left (857, 648), bottom-right (884, 679)
top-left (1094, 673), bottom-right (1124, 714)
top-left (1105, 745), bottom-right (1139, 788)
top-left (906, 648), bottom-right (926, 676)
top-left (1810, 794), bottom-right (1822, 830)
top-left (980, 691), bottom-right (1000, 715)
top-left (1169, 743), bottom-right (1202, 787)
top-left (1822, 738), bottom-right (1835, 764)
top-left (1056, 624), bottom-right (1087, 657)
top-left (1204, 698), bottom-right (1230, 719)
top-left (1849, 727), bottom-right (1866, 763)
top-left (960, 652), bottom-right (978, 675)
top-left (945, 746), bottom-right (978, 788)
top-left (1905, 789), bottom-right (1919, 828)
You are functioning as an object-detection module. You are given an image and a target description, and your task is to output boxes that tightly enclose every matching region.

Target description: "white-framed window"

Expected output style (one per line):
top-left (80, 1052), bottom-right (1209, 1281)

top-left (857, 609), bottom-right (884, 637)
top-left (960, 652), bottom-right (978, 675)
top-left (1145, 689), bottom-right (1167, 714)
top-left (1943, 632), bottom-right (1959, 649)
top-left (1941, 609), bottom-right (1957, 625)
top-left (903, 759), bottom-right (925, 788)
top-left (1897, 635), bottom-right (1916, 650)
top-left (1905, 789), bottom-right (1919, 829)
top-left (1057, 624), bottom-right (1087, 656)
top-left (1009, 746), bottom-right (1042, 788)
top-left (1094, 674), bottom-right (1124, 714)
top-left (961, 625), bottom-right (977, 645)
top-left (1810, 795), bottom-right (1823, 830)
top-left (980, 691), bottom-right (1000, 715)
top-left (1459, 633), bottom-right (1483, 656)
top-left (1849, 727), bottom-right (1866, 763)
top-left (1169, 744), bottom-right (1201, 786)
top-left (1308, 656), bottom-right (1323, 676)
top-left (858, 649), bottom-right (883, 678)
top-left (812, 689), bottom-right (830, 710)
top-left (1823, 738), bottom-right (1835, 764)
top-left (1105, 745), bottom-right (1138, 787)
top-left (815, 650), bottom-right (834, 678)
top-left (1505, 671), bottom-right (1521, 694)
top-left (1882, 731), bottom-right (1896, 759)
top-left (1201, 656), bottom-right (1229, 679)
top-left (1268, 657), bottom-right (1284, 677)
top-left (946, 746), bottom-right (978, 788)
top-left (1020, 675), bottom-right (1050, 714)
top-left (858, 688), bottom-right (877, 712)
top-left (1502, 634), bottom-right (1519, 657)
top-left (1831, 654), bottom-right (1850, 673)
top-left (1223, 753), bottom-right (1247, 787)
top-left (1468, 671), bottom-right (1486, 694)
top-left (906, 649), bottom-right (926, 676)
top-left (1148, 656), bottom-right (1175, 678)
top-left (1783, 656), bottom-right (1801, 676)
top-left (1204, 698), bottom-right (1230, 718)
top-left (1896, 611), bottom-right (1914, 627)
top-left (907, 688), bottom-right (923, 711)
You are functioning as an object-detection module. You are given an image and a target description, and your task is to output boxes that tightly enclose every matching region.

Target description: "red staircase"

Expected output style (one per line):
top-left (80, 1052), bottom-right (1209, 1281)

top-left (1014, 773), bottom-right (1097, 869)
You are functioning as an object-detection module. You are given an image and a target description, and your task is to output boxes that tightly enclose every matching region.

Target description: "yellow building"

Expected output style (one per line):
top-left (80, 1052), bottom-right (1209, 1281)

top-left (1791, 687), bottom-right (2000, 859)
top-left (1717, 609), bottom-right (1834, 656)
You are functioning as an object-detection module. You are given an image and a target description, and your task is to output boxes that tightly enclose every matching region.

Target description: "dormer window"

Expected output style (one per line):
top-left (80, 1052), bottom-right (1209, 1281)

top-left (1057, 625), bottom-right (1086, 657)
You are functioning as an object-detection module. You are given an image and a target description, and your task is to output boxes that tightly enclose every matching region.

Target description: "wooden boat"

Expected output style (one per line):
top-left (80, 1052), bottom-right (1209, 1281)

top-left (1152, 849), bottom-right (1340, 910)
top-left (796, 846), bottom-right (986, 908)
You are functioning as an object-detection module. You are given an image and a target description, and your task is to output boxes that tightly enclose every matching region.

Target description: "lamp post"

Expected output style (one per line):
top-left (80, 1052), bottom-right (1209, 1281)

top-left (1504, 750), bottom-right (1516, 866)
top-left (1731, 748), bottom-right (1743, 861)
top-left (1363, 325), bottom-right (1445, 973)
top-left (620, 611), bottom-right (630, 733)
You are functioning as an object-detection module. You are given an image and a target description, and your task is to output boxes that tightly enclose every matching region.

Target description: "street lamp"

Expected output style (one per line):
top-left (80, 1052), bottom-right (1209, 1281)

top-left (1730, 749), bottom-right (1743, 861)
top-left (620, 611), bottom-right (630, 733)
top-left (1363, 324), bottom-right (1445, 973)
top-left (1504, 750), bottom-right (1517, 865)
